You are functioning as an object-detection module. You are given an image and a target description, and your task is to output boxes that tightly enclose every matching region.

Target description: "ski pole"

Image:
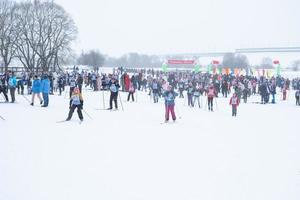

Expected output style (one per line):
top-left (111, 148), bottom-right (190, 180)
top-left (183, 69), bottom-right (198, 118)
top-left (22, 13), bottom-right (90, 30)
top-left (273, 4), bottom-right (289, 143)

top-left (118, 92), bottom-right (124, 111)
top-left (83, 109), bottom-right (93, 120)
top-left (64, 86), bottom-right (69, 99)
top-left (135, 91), bottom-right (138, 103)
top-left (214, 98), bottom-right (218, 110)
top-left (175, 104), bottom-right (182, 119)
top-left (0, 115), bottom-right (5, 120)
top-left (102, 90), bottom-right (106, 109)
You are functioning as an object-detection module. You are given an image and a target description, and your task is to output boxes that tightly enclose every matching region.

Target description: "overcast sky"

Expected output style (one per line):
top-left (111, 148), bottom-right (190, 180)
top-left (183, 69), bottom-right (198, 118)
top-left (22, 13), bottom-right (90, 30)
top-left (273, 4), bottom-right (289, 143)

top-left (51, 0), bottom-right (300, 57)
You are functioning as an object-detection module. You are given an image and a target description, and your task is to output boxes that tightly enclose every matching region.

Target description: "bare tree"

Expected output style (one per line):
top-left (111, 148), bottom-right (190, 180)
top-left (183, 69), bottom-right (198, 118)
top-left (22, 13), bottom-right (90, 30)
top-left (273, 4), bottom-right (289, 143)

top-left (291, 60), bottom-right (300, 71)
top-left (222, 53), bottom-right (249, 69)
top-left (222, 53), bottom-right (235, 69)
top-left (0, 0), bottom-right (18, 72)
top-left (14, 0), bottom-right (77, 73)
top-left (234, 54), bottom-right (249, 69)
top-left (77, 50), bottom-right (105, 71)
top-left (260, 57), bottom-right (273, 69)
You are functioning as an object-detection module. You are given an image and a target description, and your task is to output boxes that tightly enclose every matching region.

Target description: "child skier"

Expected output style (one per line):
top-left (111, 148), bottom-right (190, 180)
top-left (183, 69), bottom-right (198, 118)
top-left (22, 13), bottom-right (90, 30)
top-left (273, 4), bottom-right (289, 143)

top-left (163, 85), bottom-right (178, 123)
top-left (127, 81), bottom-right (135, 102)
top-left (229, 93), bottom-right (240, 117)
top-left (66, 87), bottom-right (83, 121)
top-left (207, 84), bottom-right (216, 111)
top-left (108, 76), bottom-right (120, 110)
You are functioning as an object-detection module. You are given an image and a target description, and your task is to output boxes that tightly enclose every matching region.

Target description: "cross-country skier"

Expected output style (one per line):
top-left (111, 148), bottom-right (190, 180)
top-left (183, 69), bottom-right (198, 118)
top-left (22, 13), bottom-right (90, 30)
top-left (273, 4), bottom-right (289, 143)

top-left (108, 76), bottom-right (120, 110)
top-left (41, 75), bottom-right (50, 107)
top-left (8, 72), bottom-right (17, 103)
top-left (163, 85), bottom-right (178, 123)
top-left (127, 80), bottom-right (135, 102)
top-left (66, 87), bottom-right (83, 121)
top-left (31, 75), bottom-right (43, 106)
top-left (295, 89), bottom-right (300, 106)
top-left (229, 93), bottom-right (240, 117)
top-left (0, 74), bottom-right (9, 102)
top-left (206, 84), bottom-right (216, 111)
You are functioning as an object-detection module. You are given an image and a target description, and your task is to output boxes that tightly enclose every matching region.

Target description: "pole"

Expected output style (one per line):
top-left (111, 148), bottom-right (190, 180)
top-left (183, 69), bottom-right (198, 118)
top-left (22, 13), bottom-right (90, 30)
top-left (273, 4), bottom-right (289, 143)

top-left (0, 115), bottom-right (5, 120)
top-left (118, 92), bottom-right (124, 111)
top-left (135, 91), bottom-right (138, 103)
top-left (214, 97), bottom-right (218, 111)
top-left (102, 90), bottom-right (106, 109)
top-left (175, 103), bottom-right (182, 119)
top-left (64, 86), bottom-right (69, 99)
top-left (83, 109), bottom-right (93, 120)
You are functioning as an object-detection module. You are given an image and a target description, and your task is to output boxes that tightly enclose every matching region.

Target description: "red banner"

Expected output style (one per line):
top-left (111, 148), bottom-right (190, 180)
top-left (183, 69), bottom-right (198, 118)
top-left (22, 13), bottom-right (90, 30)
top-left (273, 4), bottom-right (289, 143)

top-left (212, 60), bottom-right (220, 65)
top-left (273, 60), bottom-right (280, 64)
top-left (168, 60), bottom-right (195, 65)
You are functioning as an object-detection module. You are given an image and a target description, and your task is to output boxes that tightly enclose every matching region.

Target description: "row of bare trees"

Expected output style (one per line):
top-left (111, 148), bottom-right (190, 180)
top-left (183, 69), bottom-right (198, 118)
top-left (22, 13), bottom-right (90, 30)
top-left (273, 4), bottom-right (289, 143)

top-left (0, 0), bottom-right (77, 73)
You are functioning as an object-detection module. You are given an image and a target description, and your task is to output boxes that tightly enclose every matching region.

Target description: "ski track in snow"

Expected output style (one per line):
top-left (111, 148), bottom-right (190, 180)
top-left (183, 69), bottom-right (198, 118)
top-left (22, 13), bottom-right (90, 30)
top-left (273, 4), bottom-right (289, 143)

top-left (0, 88), bottom-right (299, 200)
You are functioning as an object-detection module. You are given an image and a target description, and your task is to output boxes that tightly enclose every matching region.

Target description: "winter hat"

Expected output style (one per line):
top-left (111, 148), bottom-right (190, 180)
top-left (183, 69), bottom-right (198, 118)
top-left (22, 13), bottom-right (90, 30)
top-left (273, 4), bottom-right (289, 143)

top-left (73, 87), bottom-right (80, 94)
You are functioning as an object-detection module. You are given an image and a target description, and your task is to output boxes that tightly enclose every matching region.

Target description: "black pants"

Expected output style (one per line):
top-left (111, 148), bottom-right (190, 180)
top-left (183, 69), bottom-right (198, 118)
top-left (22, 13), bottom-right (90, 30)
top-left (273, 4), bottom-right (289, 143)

top-left (59, 86), bottom-right (63, 95)
top-left (78, 84), bottom-right (82, 93)
top-left (179, 89), bottom-right (184, 98)
top-left (208, 97), bottom-right (213, 111)
top-left (0, 87), bottom-right (9, 101)
top-left (127, 92), bottom-right (134, 101)
top-left (67, 105), bottom-right (83, 120)
top-left (232, 106), bottom-right (237, 116)
top-left (10, 87), bottom-right (16, 102)
top-left (17, 84), bottom-right (24, 95)
top-left (296, 97), bottom-right (300, 106)
top-left (70, 87), bottom-right (75, 98)
top-left (109, 92), bottom-right (118, 109)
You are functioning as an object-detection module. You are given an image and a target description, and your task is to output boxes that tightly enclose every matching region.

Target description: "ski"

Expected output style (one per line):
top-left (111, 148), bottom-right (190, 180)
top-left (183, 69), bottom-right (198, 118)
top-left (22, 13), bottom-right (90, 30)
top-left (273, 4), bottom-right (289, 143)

top-left (56, 120), bottom-right (67, 123)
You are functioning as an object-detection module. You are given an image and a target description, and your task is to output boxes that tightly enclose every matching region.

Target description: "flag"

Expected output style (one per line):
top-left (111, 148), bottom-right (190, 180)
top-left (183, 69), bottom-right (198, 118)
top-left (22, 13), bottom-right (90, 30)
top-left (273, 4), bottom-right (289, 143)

top-left (276, 64), bottom-right (281, 76)
top-left (162, 63), bottom-right (168, 72)
top-left (194, 64), bottom-right (200, 73)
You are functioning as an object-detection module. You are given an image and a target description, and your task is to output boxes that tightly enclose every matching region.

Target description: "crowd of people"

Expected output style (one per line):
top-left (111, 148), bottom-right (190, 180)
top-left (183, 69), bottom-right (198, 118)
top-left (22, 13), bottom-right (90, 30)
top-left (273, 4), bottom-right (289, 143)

top-left (1, 67), bottom-right (300, 122)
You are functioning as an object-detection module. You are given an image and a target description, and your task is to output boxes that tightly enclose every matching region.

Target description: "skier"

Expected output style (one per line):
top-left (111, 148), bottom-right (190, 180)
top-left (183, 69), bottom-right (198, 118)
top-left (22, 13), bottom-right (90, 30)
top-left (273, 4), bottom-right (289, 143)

top-left (8, 72), bottom-right (17, 103)
top-left (58, 76), bottom-right (65, 96)
top-left (41, 75), bottom-right (50, 107)
top-left (163, 85), bottom-right (178, 123)
top-left (108, 77), bottom-right (120, 110)
top-left (127, 80), bottom-right (135, 102)
top-left (282, 85), bottom-right (287, 101)
top-left (178, 81), bottom-right (185, 98)
top-left (66, 87), bottom-right (83, 121)
top-left (207, 84), bottom-right (216, 111)
top-left (0, 74), bottom-right (9, 102)
top-left (152, 79), bottom-right (159, 103)
top-left (269, 82), bottom-right (276, 104)
top-left (229, 93), bottom-right (240, 117)
top-left (193, 85), bottom-right (202, 108)
top-left (30, 75), bottom-right (43, 106)
top-left (187, 82), bottom-right (194, 107)
top-left (295, 89), bottom-right (300, 106)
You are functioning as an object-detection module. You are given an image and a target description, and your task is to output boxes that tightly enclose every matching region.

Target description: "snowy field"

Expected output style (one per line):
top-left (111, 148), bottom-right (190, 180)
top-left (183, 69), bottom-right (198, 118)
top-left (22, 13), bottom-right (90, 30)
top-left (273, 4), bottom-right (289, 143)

top-left (0, 87), bottom-right (300, 200)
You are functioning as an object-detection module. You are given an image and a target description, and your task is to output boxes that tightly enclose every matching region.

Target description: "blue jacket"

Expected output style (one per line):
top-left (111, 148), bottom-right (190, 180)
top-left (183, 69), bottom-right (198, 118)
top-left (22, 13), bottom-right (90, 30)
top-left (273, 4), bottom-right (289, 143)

top-left (32, 79), bottom-right (41, 93)
top-left (163, 91), bottom-right (178, 106)
top-left (8, 76), bottom-right (17, 88)
top-left (41, 78), bottom-right (50, 93)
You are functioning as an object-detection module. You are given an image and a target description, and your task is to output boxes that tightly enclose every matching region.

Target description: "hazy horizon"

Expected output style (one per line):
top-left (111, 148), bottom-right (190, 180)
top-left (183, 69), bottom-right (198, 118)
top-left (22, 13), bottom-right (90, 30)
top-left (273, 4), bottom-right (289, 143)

top-left (50, 0), bottom-right (300, 57)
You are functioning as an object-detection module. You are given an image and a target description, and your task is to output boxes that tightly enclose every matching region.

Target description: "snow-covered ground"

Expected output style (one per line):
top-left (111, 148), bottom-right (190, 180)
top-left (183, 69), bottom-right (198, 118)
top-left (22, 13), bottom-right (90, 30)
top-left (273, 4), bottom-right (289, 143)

top-left (0, 87), bottom-right (299, 200)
